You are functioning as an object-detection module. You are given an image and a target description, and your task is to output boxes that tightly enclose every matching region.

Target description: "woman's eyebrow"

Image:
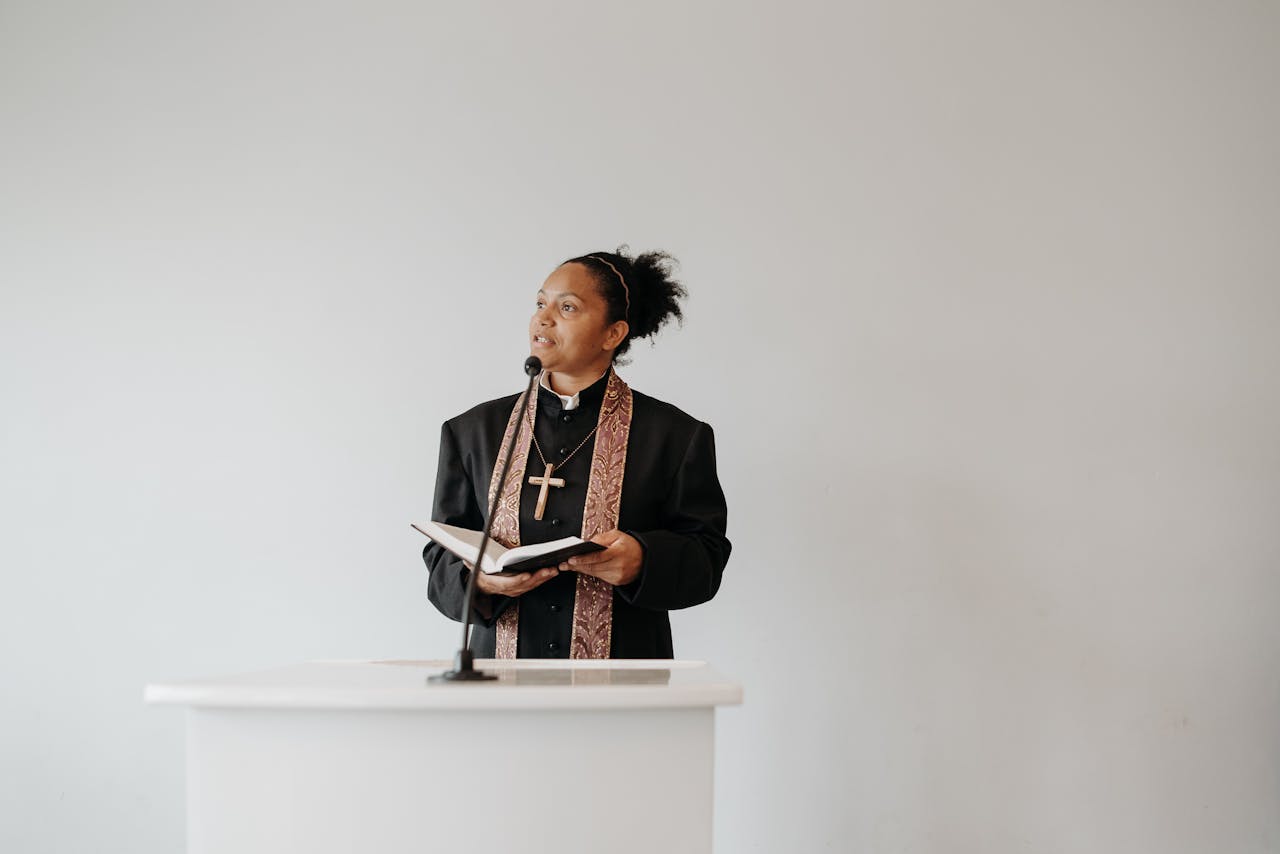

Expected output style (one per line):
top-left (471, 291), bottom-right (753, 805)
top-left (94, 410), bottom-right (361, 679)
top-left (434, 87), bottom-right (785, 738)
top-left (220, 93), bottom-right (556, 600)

top-left (538, 290), bottom-right (582, 300)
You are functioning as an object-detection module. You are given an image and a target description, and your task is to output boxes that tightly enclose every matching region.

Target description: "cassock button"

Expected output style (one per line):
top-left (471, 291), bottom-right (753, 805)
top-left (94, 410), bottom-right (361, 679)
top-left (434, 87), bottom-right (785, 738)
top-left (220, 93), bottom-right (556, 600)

top-left (557, 447), bottom-right (568, 456)
top-left (549, 603), bottom-right (561, 613)
top-left (561, 413), bottom-right (573, 423)
top-left (550, 517), bottom-right (561, 527)
top-left (547, 641), bottom-right (560, 652)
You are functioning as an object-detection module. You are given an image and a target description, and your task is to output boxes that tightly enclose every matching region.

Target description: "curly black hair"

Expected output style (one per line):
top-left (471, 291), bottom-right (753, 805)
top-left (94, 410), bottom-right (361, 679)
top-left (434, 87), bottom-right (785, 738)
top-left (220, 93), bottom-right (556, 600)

top-left (560, 245), bottom-right (687, 362)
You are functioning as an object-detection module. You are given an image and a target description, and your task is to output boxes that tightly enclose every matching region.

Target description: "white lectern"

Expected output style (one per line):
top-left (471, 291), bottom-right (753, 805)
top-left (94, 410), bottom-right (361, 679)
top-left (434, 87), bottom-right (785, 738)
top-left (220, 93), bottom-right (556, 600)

top-left (145, 659), bottom-right (742, 854)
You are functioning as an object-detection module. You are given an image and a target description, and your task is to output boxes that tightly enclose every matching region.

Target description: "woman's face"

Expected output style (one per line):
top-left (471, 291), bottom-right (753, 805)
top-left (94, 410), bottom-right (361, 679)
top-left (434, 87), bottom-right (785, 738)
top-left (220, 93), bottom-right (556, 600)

top-left (529, 263), bottom-right (627, 375)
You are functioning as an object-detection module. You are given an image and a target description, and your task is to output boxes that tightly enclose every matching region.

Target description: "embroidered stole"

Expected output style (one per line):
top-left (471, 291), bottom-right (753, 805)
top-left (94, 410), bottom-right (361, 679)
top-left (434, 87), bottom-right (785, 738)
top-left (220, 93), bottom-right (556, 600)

top-left (488, 368), bottom-right (633, 659)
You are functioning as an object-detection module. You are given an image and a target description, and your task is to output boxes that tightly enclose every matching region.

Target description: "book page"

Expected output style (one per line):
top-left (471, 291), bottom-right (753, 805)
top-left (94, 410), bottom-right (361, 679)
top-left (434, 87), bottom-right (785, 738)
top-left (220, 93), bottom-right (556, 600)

top-left (413, 521), bottom-right (511, 573)
top-left (496, 535), bottom-right (590, 570)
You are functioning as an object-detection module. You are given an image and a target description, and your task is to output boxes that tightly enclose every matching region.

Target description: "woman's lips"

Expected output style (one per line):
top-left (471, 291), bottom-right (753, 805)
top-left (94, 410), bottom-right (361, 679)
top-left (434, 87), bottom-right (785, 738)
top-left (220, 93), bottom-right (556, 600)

top-left (532, 335), bottom-right (554, 347)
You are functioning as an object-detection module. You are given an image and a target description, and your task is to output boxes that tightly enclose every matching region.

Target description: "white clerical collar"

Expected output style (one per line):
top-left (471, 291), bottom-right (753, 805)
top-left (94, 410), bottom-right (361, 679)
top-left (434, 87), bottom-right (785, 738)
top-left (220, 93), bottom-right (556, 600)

top-left (539, 370), bottom-right (607, 412)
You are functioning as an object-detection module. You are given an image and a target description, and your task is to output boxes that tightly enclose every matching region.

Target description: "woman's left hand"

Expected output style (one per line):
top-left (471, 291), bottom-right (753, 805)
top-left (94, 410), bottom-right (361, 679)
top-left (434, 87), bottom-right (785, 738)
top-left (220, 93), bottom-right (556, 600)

top-left (562, 529), bottom-right (644, 586)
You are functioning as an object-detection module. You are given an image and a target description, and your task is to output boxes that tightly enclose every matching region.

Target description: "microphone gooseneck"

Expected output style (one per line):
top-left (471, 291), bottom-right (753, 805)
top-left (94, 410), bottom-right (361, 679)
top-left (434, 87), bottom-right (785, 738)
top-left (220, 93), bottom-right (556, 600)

top-left (430, 356), bottom-right (542, 682)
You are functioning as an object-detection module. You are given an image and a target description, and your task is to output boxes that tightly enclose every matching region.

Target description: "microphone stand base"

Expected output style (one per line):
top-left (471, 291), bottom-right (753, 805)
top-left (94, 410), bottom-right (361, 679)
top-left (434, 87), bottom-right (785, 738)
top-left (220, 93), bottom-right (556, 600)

top-left (428, 669), bottom-right (499, 683)
top-left (427, 649), bottom-right (500, 683)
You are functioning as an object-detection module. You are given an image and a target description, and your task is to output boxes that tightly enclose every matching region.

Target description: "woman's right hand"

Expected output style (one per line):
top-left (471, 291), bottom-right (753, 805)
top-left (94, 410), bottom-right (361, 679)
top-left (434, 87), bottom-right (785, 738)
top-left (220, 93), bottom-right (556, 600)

top-left (471, 564), bottom-right (560, 597)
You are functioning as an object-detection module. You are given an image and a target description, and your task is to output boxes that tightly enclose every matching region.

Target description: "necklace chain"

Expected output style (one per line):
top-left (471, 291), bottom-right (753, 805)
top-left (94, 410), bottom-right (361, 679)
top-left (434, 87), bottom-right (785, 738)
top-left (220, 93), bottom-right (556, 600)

top-left (527, 405), bottom-right (599, 474)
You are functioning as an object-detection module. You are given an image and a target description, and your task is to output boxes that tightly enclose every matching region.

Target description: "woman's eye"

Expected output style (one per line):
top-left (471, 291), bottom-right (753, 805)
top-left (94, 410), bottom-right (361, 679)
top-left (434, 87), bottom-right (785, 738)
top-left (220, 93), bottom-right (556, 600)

top-left (535, 300), bottom-right (545, 309)
top-left (562, 304), bottom-right (576, 312)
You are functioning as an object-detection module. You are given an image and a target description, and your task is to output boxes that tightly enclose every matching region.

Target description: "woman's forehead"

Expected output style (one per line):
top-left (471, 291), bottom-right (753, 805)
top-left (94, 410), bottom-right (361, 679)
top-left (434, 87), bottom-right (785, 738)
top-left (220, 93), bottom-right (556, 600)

top-left (540, 262), bottom-right (601, 299)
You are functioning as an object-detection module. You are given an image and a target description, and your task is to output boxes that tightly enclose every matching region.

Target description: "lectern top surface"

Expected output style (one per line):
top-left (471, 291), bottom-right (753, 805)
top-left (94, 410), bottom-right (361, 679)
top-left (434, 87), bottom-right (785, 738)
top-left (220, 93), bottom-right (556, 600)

top-left (144, 659), bottom-right (743, 711)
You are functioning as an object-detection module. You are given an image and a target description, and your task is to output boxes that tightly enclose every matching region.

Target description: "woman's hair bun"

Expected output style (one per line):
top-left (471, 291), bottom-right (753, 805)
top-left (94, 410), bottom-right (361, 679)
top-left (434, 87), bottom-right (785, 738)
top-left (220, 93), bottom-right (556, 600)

top-left (562, 244), bottom-right (687, 362)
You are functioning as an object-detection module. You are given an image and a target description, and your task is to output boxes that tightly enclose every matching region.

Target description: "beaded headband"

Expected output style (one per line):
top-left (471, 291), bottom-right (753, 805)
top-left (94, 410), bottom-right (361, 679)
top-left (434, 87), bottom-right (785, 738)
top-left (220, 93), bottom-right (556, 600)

top-left (585, 254), bottom-right (631, 318)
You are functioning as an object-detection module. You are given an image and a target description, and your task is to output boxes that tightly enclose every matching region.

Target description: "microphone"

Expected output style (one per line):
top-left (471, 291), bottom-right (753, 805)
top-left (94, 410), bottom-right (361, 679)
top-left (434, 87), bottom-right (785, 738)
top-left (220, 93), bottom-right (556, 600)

top-left (430, 355), bottom-right (543, 682)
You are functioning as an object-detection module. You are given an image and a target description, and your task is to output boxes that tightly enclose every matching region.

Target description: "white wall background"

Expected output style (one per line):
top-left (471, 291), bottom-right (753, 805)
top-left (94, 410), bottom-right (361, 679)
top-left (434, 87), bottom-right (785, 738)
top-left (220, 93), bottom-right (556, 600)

top-left (2, 1), bottom-right (1277, 852)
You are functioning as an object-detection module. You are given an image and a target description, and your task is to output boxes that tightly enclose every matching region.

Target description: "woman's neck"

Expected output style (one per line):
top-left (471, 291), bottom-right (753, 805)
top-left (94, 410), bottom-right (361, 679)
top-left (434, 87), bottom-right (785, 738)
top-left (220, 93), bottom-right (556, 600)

top-left (546, 364), bottom-right (611, 396)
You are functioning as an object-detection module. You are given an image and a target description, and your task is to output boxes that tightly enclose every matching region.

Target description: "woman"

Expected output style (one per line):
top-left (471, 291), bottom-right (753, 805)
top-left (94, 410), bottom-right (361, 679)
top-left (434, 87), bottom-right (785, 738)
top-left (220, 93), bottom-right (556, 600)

top-left (424, 247), bottom-right (730, 659)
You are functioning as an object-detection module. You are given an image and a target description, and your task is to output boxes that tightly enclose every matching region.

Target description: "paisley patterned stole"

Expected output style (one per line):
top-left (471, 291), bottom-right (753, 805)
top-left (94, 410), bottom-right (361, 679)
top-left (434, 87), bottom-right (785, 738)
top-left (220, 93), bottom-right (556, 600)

top-left (488, 368), bottom-right (633, 659)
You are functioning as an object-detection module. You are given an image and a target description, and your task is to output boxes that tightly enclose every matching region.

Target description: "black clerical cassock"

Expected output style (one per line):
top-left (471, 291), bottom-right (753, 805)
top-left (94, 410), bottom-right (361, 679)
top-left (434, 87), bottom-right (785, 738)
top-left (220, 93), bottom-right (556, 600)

top-left (424, 370), bottom-right (731, 658)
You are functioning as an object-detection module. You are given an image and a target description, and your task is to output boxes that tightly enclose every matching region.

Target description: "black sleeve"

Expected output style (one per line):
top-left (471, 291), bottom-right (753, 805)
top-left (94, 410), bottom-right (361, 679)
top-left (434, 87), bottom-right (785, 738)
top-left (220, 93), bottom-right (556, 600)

top-left (423, 421), bottom-right (511, 626)
top-left (616, 421), bottom-right (732, 611)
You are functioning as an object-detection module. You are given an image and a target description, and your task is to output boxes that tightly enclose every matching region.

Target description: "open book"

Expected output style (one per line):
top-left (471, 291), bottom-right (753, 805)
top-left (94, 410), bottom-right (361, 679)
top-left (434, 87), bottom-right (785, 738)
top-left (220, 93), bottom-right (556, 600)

top-left (411, 520), bottom-right (605, 575)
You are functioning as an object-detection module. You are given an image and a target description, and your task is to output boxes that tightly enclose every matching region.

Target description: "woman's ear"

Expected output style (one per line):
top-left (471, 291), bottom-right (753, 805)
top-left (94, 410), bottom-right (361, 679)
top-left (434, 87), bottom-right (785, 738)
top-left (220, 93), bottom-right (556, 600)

top-left (603, 320), bottom-right (629, 352)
